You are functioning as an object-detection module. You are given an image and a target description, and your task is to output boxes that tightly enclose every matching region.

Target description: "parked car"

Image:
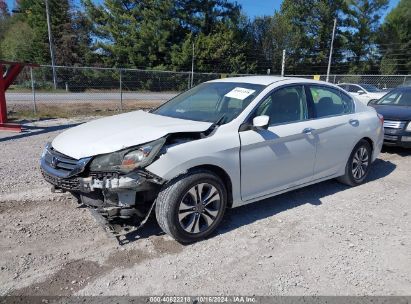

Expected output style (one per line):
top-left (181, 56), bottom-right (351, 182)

top-left (40, 77), bottom-right (384, 243)
top-left (368, 86), bottom-right (411, 148)
top-left (337, 83), bottom-right (387, 104)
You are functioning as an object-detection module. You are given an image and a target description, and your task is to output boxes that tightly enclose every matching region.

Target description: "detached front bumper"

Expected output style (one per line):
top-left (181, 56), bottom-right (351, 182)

top-left (41, 167), bottom-right (147, 193)
top-left (40, 144), bottom-right (165, 237)
top-left (40, 144), bottom-right (163, 208)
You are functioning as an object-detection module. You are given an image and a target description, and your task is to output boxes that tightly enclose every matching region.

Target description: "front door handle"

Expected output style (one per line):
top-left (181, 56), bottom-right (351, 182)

top-left (303, 127), bottom-right (315, 134)
top-left (349, 119), bottom-right (359, 126)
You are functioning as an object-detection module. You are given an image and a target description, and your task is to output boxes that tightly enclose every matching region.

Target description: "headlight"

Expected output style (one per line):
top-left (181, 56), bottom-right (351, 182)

top-left (89, 138), bottom-right (165, 172)
top-left (41, 142), bottom-right (50, 158)
top-left (406, 122), bottom-right (411, 132)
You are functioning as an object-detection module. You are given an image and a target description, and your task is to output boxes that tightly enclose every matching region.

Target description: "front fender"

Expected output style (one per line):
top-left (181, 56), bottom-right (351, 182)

top-left (146, 130), bottom-right (242, 204)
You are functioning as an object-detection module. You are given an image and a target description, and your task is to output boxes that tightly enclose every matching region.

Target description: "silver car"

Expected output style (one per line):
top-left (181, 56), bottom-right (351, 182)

top-left (40, 76), bottom-right (384, 243)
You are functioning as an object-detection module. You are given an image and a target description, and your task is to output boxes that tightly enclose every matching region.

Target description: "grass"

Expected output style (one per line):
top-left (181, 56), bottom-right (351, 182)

top-left (7, 100), bottom-right (162, 121)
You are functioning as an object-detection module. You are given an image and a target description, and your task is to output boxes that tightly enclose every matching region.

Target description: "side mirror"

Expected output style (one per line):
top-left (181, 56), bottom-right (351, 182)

top-left (357, 90), bottom-right (366, 95)
top-left (252, 115), bottom-right (269, 129)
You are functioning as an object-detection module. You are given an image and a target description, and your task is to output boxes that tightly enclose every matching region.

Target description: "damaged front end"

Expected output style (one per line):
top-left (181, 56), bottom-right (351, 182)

top-left (40, 141), bottom-right (166, 236)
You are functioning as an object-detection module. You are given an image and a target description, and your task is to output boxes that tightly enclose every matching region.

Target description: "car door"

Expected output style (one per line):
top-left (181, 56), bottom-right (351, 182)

top-left (239, 85), bottom-right (317, 201)
top-left (304, 85), bottom-right (358, 179)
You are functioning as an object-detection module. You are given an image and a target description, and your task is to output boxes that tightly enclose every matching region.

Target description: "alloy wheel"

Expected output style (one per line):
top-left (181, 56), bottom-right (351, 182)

top-left (352, 146), bottom-right (369, 180)
top-left (178, 183), bottom-right (221, 234)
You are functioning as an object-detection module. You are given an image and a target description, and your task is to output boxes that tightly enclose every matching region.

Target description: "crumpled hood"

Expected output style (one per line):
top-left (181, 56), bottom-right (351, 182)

top-left (52, 110), bottom-right (212, 159)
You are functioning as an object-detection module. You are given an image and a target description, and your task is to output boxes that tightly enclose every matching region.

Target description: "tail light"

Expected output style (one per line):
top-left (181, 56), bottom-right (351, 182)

top-left (377, 113), bottom-right (384, 125)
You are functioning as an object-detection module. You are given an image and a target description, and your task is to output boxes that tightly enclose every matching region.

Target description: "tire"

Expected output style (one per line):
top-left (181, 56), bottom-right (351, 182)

top-left (337, 139), bottom-right (372, 186)
top-left (155, 170), bottom-right (227, 243)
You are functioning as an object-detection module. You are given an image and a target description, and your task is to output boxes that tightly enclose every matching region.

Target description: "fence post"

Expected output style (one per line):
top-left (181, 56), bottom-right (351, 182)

top-left (281, 49), bottom-right (286, 77)
top-left (191, 43), bottom-right (195, 88)
top-left (404, 76), bottom-right (407, 85)
top-left (333, 75), bottom-right (336, 84)
top-left (119, 69), bottom-right (123, 112)
top-left (30, 67), bottom-right (37, 115)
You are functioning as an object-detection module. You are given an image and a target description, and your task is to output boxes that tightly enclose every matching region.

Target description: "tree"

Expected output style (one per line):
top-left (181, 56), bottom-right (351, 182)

top-left (171, 24), bottom-right (256, 74)
top-left (15, 0), bottom-right (91, 65)
top-left (82, 0), bottom-right (178, 68)
top-left (83, 0), bottom-right (244, 70)
top-left (0, 0), bottom-right (9, 17)
top-left (379, 0), bottom-right (411, 74)
top-left (247, 13), bottom-right (292, 74)
top-left (0, 21), bottom-right (35, 62)
top-left (279, 0), bottom-right (347, 74)
top-left (343, 0), bottom-right (389, 72)
top-left (0, 0), bottom-right (10, 59)
top-left (174, 0), bottom-right (241, 35)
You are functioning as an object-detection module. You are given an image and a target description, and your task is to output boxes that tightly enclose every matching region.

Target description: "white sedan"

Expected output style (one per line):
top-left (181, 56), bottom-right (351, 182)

top-left (40, 76), bottom-right (384, 243)
top-left (337, 83), bottom-right (387, 104)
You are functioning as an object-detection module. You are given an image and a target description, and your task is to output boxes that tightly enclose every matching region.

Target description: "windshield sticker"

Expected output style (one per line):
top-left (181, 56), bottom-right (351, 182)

top-left (225, 87), bottom-right (256, 100)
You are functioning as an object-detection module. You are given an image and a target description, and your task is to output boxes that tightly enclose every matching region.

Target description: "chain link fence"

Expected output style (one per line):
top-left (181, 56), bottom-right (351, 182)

top-left (287, 74), bottom-right (411, 89)
top-left (5, 65), bottom-right (411, 118)
top-left (7, 65), bottom-right (226, 117)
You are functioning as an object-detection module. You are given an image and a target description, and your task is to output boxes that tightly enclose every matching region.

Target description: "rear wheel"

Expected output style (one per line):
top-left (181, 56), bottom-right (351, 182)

top-left (155, 170), bottom-right (227, 243)
top-left (337, 139), bottom-right (372, 186)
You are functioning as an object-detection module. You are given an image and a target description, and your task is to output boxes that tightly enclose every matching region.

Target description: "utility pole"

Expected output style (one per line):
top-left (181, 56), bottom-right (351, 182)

top-left (191, 43), bottom-right (195, 88)
top-left (326, 18), bottom-right (337, 83)
top-left (281, 49), bottom-right (286, 77)
top-left (45, 0), bottom-right (57, 90)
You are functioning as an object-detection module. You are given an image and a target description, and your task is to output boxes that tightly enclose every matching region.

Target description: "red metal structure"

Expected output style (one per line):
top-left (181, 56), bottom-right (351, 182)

top-left (0, 61), bottom-right (39, 132)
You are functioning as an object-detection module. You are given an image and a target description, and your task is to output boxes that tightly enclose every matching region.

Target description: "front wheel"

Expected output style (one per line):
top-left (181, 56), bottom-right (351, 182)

top-left (155, 170), bottom-right (227, 243)
top-left (337, 139), bottom-right (372, 186)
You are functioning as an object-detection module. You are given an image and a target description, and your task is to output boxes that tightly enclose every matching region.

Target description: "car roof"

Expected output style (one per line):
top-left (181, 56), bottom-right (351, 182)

top-left (207, 75), bottom-right (337, 87)
top-left (207, 76), bottom-right (287, 85)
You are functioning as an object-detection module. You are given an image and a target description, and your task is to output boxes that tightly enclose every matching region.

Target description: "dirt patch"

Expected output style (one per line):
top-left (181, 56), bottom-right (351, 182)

top-left (105, 249), bottom-right (153, 269)
top-left (151, 236), bottom-right (185, 254)
top-left (7, 238), bottom-right (185, 296)
top-left (9, 260), bottom-right (107, 296)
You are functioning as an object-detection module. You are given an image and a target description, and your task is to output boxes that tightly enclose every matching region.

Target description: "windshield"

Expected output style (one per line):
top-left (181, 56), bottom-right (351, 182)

top-left (360, 84), bottom-right (381, 92)
top-left (374, 89), bottom-right (411, 106)
top-left (153, 82), bottom-right (265, 124)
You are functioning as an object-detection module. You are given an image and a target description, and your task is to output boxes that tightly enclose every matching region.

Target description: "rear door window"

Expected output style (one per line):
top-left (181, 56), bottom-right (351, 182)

top-left (309, 86), bottom-right (353, 118)
top-left (348, 85), bottom-right (361, 93)
top-left (338, 84), bottom-right (348, 91)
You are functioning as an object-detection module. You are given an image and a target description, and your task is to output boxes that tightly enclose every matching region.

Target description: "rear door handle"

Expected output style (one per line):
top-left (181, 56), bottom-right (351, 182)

top-left (349, 119), bottom-right (359, 126)
top-left (303, 127), bottom-right (315, 134)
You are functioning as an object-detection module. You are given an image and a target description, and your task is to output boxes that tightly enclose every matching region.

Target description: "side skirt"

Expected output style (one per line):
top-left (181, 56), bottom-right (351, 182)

top-left (231, 173), bottom-right (341, 208)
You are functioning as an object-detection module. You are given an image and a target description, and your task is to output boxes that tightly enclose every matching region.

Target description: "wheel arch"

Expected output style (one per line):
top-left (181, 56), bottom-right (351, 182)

top-left (187, 164), bottom-right (234, 208)
top-left (361, 137), bottom-right (374, 154)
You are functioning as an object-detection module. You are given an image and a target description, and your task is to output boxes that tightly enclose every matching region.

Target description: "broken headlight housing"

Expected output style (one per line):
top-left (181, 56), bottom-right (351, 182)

top-left (89, 138), bottom-right (166, 173)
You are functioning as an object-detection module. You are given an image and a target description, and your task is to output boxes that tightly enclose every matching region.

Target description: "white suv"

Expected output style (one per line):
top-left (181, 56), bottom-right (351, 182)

top-left (41, 76), bottom-right (384, 243)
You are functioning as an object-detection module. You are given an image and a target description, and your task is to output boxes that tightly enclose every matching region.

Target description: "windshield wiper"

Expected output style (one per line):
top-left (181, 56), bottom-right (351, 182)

top-left (213, 114), bottom-right (227, 126)
top-left (202, 115), bottom-right (226, 137)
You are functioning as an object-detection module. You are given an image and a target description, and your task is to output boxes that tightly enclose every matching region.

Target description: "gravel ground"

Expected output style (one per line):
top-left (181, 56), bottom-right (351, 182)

top-left (0, 118), bottom-right (410, 296)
